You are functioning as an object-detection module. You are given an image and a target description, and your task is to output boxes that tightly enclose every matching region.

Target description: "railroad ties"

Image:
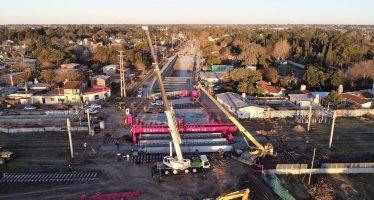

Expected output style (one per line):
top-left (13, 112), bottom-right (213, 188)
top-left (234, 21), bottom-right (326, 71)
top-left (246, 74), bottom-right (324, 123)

top-left (0, 172), bottom-right (97, 183)
top-left (131, 153), bottom-right (217, 164)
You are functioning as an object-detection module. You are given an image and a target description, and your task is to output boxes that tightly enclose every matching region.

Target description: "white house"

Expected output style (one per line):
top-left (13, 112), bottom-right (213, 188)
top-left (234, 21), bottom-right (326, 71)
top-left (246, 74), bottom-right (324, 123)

top-left (341, 93), bottom-right (372, 109)
top-left (102, 64), bottom-right (118, 75)
top-left (216, 92), bottom-right (265, 119)
top-left (82, 86), bottom-right (111, 103)
top-left (288, 94), bottom-right (315, 107)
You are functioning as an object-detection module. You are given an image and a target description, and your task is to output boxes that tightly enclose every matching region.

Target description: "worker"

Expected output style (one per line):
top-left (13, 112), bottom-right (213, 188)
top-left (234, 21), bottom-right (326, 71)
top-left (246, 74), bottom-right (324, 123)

top-left (83, 142), bottom-right (87, 151)
top-left (68, 164), bottom-right (72, 172)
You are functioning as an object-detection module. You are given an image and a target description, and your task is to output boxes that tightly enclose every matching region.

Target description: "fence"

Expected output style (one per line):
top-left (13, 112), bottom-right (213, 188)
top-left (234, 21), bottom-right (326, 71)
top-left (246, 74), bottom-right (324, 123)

top-left (262, 109), bottom-right (374, 119)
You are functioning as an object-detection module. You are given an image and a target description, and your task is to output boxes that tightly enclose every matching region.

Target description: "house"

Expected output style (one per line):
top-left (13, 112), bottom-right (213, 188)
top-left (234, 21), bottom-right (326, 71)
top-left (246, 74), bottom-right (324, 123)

top-left (341, 93), bottom-right (372, 109)
top-left (82, 86), bottom-right (111, 103)
top-left (31, 88), bottom-right (65, 104)
top-left (246, 66), bottom-right (257, 71)
top-left (102, 64), bottom-right (118, 75)
top-left (288, 93), bottom-right (316, 107)
top-left (63, 81), bottom-right (85, 104)
top-left (91, 75), bottom-right (111, 87)
top-left (216, 92), bottom-right (266, 118)
top-left (61, 63), bottom-right (81, 70)
top-left (256, 80), bottom-right (286, 97)
top-left (0, 72), bottom-right (26, 86)
top-left (200, 72), bottom-right (229, 84)
top-left (30, 83), bottom-right (50, 91)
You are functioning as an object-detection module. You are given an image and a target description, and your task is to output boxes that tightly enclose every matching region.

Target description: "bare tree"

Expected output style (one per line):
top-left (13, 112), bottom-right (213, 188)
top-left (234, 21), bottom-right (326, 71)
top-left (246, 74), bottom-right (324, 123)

top-left (272, 39), bottom-right (291, 61)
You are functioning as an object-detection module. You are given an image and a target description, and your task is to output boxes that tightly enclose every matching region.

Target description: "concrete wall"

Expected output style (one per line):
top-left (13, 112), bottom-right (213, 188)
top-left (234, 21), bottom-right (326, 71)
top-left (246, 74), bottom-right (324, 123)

top-left (148, 55), bottom-right (178, 96)
top-left (0, 126), bottom-right (88, 133)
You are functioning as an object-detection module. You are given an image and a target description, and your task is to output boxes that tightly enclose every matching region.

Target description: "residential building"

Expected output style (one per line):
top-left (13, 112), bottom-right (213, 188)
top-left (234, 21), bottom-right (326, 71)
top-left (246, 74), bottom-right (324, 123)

top-left (82, 86), bottom-right (111, 103)
top-left (256, 80), bottom-right (286, 97)
top-left (61, 63), bottom-right (81, 70)
top-left (341, 93), bottom-right (372, 109)
top-left (102, 64), bottom-right (118, 75)
top-left (246, 65), bottom-right (257, 71)
top-left (288, 94), bottom-right (315, 107)
top-left (0, 72), bottom-right (26, 86)
top-left (216, 92), bottom-right (266, 118)
top-left (200, 72), bottom-right (229, 84)
top-left (91, 75), bottom-right (111, 87)
top-left (63, 81), bottom-right (85, 104)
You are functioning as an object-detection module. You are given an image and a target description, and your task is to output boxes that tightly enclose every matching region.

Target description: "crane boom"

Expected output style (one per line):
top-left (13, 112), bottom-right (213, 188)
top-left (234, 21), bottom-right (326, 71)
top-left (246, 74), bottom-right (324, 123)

top-left (142, 26), bottom-right (185, 163)
top-left (198, 85), bottom-right (273, 156)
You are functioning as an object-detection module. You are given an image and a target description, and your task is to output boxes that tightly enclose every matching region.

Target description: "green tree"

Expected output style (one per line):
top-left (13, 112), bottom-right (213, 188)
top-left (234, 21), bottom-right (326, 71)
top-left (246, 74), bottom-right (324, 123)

top-left (263, 68), bottom-right (279, 84)
top-left (324, 91), bottom-right (343, 107)
top-left (230, 68), bottom-right (262, 94)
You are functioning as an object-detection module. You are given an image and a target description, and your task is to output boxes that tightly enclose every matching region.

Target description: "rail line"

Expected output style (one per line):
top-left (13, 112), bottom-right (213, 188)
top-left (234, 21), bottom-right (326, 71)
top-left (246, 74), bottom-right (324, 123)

top-left (0, 172), bottom-right (97, 183)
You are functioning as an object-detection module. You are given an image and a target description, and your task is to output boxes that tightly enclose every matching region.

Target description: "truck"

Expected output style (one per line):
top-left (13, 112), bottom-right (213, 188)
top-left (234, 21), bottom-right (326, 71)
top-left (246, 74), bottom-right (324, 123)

top-left (0, 147), bottom-right (13, 165)
top-left (153, 155), bottom-right (210, 175)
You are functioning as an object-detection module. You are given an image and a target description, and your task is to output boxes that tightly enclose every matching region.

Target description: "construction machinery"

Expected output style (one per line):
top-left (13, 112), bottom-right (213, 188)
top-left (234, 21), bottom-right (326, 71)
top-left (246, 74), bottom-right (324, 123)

top-left (216, 188), bottom-right (250, 200)
top-left (0, 147), bottom-right (13, 165)
top-left (143, 26), bottom-right (210, 175)
top-left (198, 85), bottom-right (274, 164)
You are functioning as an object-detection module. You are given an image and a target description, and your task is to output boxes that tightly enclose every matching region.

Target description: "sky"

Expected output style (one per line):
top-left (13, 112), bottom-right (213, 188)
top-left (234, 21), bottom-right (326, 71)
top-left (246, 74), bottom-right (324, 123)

top-left (0, 0), bottom-right (373, 25)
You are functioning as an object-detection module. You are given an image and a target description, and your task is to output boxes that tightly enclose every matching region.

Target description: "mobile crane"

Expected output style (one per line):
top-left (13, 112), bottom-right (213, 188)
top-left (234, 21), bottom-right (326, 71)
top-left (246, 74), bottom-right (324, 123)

top-left (198, 85), bottom-right (274, 164)
top-left (143, 26), bottom-right (210, 175)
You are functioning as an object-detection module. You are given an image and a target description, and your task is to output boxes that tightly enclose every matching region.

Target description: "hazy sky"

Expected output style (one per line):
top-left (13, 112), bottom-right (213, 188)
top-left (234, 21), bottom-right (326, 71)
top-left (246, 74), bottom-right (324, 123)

top-left (1, 0), bottom-right (373, 24)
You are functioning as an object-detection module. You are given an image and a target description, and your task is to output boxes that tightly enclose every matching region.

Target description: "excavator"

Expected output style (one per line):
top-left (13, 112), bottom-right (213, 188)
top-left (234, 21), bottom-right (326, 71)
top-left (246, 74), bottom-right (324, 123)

top-left (143, 26), bottom-right (210, 175)
top-left (198, 85), bottom-right (274, 165)
top-left (215, 188), bottom-right (250, 200)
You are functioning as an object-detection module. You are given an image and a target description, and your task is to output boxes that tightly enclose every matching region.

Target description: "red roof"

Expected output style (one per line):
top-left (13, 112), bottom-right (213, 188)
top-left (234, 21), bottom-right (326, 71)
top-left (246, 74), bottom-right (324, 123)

top-left (256, 80), bottom-right (285, 94)
top-left (64, 81), bottom-right (82, 89)
top-left (83, 86), bottom-right (110, 95)
top-left (341, 93), bottom-right (371, 104)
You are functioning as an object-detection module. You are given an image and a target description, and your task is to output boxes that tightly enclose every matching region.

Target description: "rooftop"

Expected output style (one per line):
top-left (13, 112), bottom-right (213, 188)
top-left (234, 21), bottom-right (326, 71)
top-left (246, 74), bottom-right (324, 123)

top-left (341, 93), bottom-right (371, 105)
top-left (63, 81), bottom-right (82, 89)
top-left (216, 92), bottom-right (263, 111)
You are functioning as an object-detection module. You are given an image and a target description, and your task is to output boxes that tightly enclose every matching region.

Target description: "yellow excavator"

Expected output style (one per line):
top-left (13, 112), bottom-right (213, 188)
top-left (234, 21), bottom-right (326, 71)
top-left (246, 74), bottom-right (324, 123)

top-left (198, 85), bottom-right (274, 165)
top-left (216, 188), bottom-right (250, 200)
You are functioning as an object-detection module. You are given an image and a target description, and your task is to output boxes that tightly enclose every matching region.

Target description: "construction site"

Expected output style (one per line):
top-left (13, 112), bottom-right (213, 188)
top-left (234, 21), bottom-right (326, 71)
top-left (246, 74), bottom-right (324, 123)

top-left (1, 26), bottom-right (374, 200)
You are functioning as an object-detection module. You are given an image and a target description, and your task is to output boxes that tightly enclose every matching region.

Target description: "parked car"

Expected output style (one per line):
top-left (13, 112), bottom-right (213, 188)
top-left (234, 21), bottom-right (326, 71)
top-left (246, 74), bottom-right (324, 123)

top-left (137, 93), bottom-right (142, 98)
top-left (137, 88), bottom-right (143, 93)
top-left (55, 104), bottom-right (67, 110)
top-left (24, 105), bottom-right (36, 110)
top-left (151, 100), bottom-right (163, 106)
top-left (85, 108), bottom-right (98, 114)
top-left (89, 103), bottom-right (102, 109)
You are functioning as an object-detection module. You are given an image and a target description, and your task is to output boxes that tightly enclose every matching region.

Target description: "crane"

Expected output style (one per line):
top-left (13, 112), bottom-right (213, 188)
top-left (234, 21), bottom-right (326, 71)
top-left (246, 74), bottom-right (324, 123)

top-left (198, 85), bottom-right (274, 163)
top-left (143, 26), bottom-right (209, 174)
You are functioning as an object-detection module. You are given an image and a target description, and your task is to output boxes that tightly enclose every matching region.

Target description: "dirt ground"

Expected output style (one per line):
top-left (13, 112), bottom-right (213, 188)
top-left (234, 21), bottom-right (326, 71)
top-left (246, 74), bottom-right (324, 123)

top-left (279, 174), bottom-right (374, 200)
top-left (0, 125), bottom-right (276, 200)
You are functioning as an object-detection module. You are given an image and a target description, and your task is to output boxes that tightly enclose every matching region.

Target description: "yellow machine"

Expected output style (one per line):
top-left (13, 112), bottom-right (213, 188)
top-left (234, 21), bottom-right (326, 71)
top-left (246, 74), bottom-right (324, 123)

top-left (216, 188), bottom-right (250, 200)
top-left (198, 85), bottom-right (274, 164)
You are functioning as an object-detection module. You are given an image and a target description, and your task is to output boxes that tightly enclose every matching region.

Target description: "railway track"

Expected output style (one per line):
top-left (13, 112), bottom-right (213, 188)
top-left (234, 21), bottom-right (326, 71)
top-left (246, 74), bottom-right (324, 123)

top-left (0, 172), bottom-right (97, 183)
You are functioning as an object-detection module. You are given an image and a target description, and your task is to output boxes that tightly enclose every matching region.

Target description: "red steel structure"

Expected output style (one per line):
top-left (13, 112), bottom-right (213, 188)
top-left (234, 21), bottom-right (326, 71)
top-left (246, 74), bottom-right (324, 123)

top-left (130, 119), bottom-right (237, 144)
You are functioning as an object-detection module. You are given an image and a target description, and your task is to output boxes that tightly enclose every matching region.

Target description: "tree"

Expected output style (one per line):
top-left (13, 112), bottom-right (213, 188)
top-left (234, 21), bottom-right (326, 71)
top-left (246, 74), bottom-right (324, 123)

top-left (303, 66), bottom-right (328, 90)
top-left (345, 60), bottom-right (374, 88)
top-left (272, 39), bottom-right (291, 61)
top-left (329, 71), bottom-right (344, 89)
top-left (263, 68), bottom-right (279, 84)
top-left (40, 69), bottom-right (56, 85)
top-left (230, 68), bottom-right (262, 94)
top-left (238, 43), bottom-right (268, 66)
top-left (280, 75), bottom-right (298, 90)
top-left (324, 91), bottom-right (344, 108)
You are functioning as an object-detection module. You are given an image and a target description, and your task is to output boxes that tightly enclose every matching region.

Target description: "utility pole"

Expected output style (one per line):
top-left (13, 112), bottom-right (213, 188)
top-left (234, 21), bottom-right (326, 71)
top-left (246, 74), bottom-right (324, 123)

top-left (308, 147), bottom-right (316, 185)
top-left (329, 111), bottom-right (337, 149)
top-left (119, 51), bottom-right (126, 98)
top-left (86, 109), bottom-right (94, 136)
top-left (307, 99), bottom-right (313, 131)
top-left (66, 118), bottom-right (74, 159)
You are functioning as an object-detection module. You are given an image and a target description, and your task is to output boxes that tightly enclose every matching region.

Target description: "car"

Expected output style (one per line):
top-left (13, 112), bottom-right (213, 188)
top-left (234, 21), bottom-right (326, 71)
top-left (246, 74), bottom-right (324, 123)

top-left (151, 100), bottom-right (163, 106)
top-left (137, 88), bottom-right (143, 93)
top-left (137, 93), bottom-right (142, 98)
top-left (89, 103), bottom-right (102, 109)
top-left (85, 108), bottom-right (98, 114)
top-left (24, 105), bottom-right (36, 110)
